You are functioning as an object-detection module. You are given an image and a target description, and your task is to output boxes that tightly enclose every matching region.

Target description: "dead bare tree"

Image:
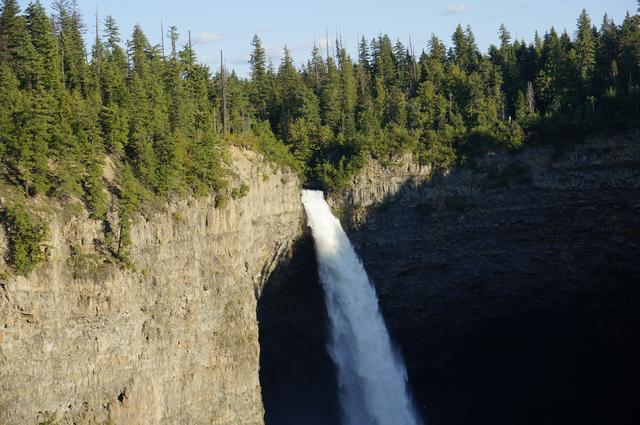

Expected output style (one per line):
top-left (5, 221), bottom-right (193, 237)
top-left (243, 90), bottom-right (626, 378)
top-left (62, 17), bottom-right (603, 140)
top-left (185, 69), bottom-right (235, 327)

top-left (160, 19), bottom-right (165, 59)
top-left (526, 81), bottom-right (535, 114)
top-left (220, 50), bottom-right (228, 135)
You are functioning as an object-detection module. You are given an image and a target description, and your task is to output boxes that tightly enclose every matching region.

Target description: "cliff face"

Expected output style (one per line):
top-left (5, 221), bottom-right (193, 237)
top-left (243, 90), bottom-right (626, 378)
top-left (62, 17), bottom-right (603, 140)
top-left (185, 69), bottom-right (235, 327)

top-left (0, 148), bottom-right (304, 425)
top-left (3, 133), bottom-right (640, 425)
top-left (332, 133), bottom-right (640, 424)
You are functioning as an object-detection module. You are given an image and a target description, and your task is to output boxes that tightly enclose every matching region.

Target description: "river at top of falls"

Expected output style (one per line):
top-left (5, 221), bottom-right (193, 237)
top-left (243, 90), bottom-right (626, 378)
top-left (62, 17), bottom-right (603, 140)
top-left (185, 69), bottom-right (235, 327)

top-left (301, 190), bottom-right (423, 425)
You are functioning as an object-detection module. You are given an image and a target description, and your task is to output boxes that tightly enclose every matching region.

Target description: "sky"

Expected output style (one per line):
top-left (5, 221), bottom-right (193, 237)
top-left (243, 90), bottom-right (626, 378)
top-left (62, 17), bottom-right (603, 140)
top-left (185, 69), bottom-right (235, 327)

top-left (16, 0), bottom-right (636, 76)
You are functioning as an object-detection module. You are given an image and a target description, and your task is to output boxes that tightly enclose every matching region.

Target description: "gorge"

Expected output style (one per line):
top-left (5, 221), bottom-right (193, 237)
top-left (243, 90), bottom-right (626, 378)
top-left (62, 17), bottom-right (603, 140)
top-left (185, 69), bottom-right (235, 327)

top-left (260, 132), bottom-right (640, 425)
top-left (1, 1), bottom-right (639, 423)
top-left (1, 133), bottom-right (640, 425)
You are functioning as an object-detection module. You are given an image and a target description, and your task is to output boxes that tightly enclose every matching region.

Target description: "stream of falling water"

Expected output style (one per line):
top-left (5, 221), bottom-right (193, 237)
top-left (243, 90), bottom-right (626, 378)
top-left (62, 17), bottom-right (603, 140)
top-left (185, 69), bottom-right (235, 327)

top-left (301, 190), bottom-right (423, 425)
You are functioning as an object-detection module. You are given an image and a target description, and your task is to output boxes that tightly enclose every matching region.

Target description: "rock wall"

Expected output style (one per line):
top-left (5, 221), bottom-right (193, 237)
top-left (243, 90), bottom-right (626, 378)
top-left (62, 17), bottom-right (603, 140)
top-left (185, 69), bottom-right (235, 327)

top-left (0, 148), bottom-right (304, 425)
top-left (332, 133), bottom-right (640, 424)
top-left (3, 133), bottom-right (640, 425)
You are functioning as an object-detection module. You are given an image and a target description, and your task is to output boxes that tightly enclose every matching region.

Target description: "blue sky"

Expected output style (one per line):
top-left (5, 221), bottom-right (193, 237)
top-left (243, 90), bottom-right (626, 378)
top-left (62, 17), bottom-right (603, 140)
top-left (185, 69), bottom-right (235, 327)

top-left (16, 0), bottom-right (635, 76)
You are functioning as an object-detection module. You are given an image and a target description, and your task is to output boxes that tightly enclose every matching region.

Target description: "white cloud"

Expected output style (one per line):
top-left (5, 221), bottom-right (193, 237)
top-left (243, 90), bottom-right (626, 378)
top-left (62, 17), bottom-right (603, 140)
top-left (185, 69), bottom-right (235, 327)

top-left (192, 31), bottom-right (224, 45)
top-left (444, 3), bottom-right (471, 15)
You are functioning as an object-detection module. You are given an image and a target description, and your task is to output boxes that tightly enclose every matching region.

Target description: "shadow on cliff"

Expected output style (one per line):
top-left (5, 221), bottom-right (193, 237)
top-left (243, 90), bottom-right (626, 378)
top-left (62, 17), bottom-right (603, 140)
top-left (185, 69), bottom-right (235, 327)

top-left (258, 135), bottom-right (640, 425)
top-left (258, 233), bottom-right (341, 425)
top-left (337, 135), bottom-right (640, 425)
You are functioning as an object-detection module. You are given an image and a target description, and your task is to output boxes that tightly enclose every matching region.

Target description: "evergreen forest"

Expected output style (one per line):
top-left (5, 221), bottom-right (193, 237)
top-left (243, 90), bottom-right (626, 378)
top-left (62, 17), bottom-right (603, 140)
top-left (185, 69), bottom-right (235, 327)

top-left (1, 0), bottom-right (640, 269)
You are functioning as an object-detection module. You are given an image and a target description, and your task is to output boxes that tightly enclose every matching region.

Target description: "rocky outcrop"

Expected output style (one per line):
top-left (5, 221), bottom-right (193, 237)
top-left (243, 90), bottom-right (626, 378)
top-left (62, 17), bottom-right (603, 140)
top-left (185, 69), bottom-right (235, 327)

top-left (0, 148), bottom-right (304, 425)
top-left (332, 133), bottom-right (640, 425)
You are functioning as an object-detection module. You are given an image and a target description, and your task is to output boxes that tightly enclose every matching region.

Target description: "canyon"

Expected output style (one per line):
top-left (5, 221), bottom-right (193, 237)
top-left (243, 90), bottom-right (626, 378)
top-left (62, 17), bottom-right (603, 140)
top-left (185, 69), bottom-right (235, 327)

top-left (2, 134), bottom-right (640, 424)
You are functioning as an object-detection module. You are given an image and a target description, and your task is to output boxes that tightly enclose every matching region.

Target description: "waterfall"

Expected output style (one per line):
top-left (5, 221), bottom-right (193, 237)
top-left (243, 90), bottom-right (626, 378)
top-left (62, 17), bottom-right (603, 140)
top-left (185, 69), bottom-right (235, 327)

top-left (301, 190), bottom-right (423, 425)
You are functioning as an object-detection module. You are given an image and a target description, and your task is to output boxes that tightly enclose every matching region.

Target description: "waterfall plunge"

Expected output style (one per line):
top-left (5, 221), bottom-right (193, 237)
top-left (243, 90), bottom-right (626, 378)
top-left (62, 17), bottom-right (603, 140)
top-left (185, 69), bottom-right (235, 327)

top-left (301, 190), bottom-right (423, 425)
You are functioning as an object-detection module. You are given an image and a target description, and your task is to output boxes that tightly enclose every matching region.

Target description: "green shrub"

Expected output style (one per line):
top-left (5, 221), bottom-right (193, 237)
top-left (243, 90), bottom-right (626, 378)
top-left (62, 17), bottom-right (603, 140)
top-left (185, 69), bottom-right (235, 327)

top-left (215, 193), bottom-right (229, 209)
top-left (1, 204), bottom-right (49, 275)
top-left (231, 183), bottom-right (250, 199)
top-left (82, 162), bottom-right (109, 220)
top-left (248, 121), bottom-right (304, 174)
top-left (313, 153), bottom-right (366, 192)
top-left (172, 211), bottom-right (184, 223)
top-left (67, 244), bottom-right (108, 279)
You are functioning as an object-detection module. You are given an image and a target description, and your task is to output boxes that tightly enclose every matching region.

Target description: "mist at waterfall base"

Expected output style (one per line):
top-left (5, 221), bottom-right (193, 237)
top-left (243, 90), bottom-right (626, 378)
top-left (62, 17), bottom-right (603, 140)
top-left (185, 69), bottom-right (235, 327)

top-left (301, 190), bottom-right (423, 425)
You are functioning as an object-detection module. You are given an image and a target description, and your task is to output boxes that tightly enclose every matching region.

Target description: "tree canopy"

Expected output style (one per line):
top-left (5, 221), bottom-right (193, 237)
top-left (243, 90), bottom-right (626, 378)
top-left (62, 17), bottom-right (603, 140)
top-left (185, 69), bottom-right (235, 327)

top-left (0, 1), bottom-right (639, 202)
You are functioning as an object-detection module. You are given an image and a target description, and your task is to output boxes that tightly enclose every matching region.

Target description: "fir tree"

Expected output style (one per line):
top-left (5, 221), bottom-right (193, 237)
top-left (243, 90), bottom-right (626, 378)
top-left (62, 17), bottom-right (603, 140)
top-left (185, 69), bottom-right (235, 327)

top-left (338, 45), bottom-right (357, 138)
top-left (249, 35), bottom-right (270, 120)
top-left (320, 56), bottom-right (341, 133)
top-left (53, 0), bottom-right (88, 91)
top-left (0, 0), bottom-right (40, 88)
top-left (575, 9), bottom-right (596, 88)
top-left (25, 0), bottom-right (62, 92)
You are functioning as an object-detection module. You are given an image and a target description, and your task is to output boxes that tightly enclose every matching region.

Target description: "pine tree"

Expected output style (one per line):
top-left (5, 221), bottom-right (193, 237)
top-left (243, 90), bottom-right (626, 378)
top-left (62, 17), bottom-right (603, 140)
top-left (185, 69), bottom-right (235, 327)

top-left (0, 0), bottom-right (40, 88)
top-left (494, 24), bottom-right (518, 116)
top-left (451, 24), bottom-right (479, 72)
top-left (99, 16), bottom-right (128, 155)
top-left (412, 79), bottom-right (447, 131)
top-left (0, 0), bottom-right (19, 45)
top-left (0, 0), bottom-right (22, 64)
top-left (307, 42), bottom-right (326, 94)
top-left (575, 9), bottom-right (596, 89)
top-left (358, 36), bottom-right (370, 72)
top-left (373, 35), bottom-right (395, 88)
top-left (115, 163), bottom-right (138, 262)
top-left (53, 0), bottom-right (87, 91)
top-left (164, 26), bottom-right (184, 132)
top-left (320, 56), bottom-right (341, 133)
top-left (25, 1), bottom-right (62, 92)
top-left (535, 28), bottom-right (564, 113)
top-left (127, 72), bottom-right (159, 188)
top-left (338, 45), bottom-right (356, 137)
top-left (591, 14), bottom-right (618, 99)
top-left (499, 24), bottom-right (511, 50)
top-left (126, 25), bottom-right (173, 192)
top-left (14, 87), bottom-right (53, 195)
top-left (102, 15), bottom-right (128, 105)
top-left (0, 64), bottom-right (20, 179)
top-left (129, 24), bottom-right (149, 76)
top-left (104, 15), bottom-right (119, 50)
top-left (249, 35), bottom-right (270, 120)
top-left (354, 38), bottom-right (374, 136)
top-left (619, 12), bottom-right (640, 91)
top-left (393, 39), bottom-right (409, 90)
top-left (276, 46), bottom-right (319, 163)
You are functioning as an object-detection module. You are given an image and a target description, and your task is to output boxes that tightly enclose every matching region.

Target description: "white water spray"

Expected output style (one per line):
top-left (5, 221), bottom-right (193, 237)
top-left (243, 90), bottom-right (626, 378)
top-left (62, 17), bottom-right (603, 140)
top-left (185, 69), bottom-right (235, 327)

top-left (301, 190), bottom-right (423, 425)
